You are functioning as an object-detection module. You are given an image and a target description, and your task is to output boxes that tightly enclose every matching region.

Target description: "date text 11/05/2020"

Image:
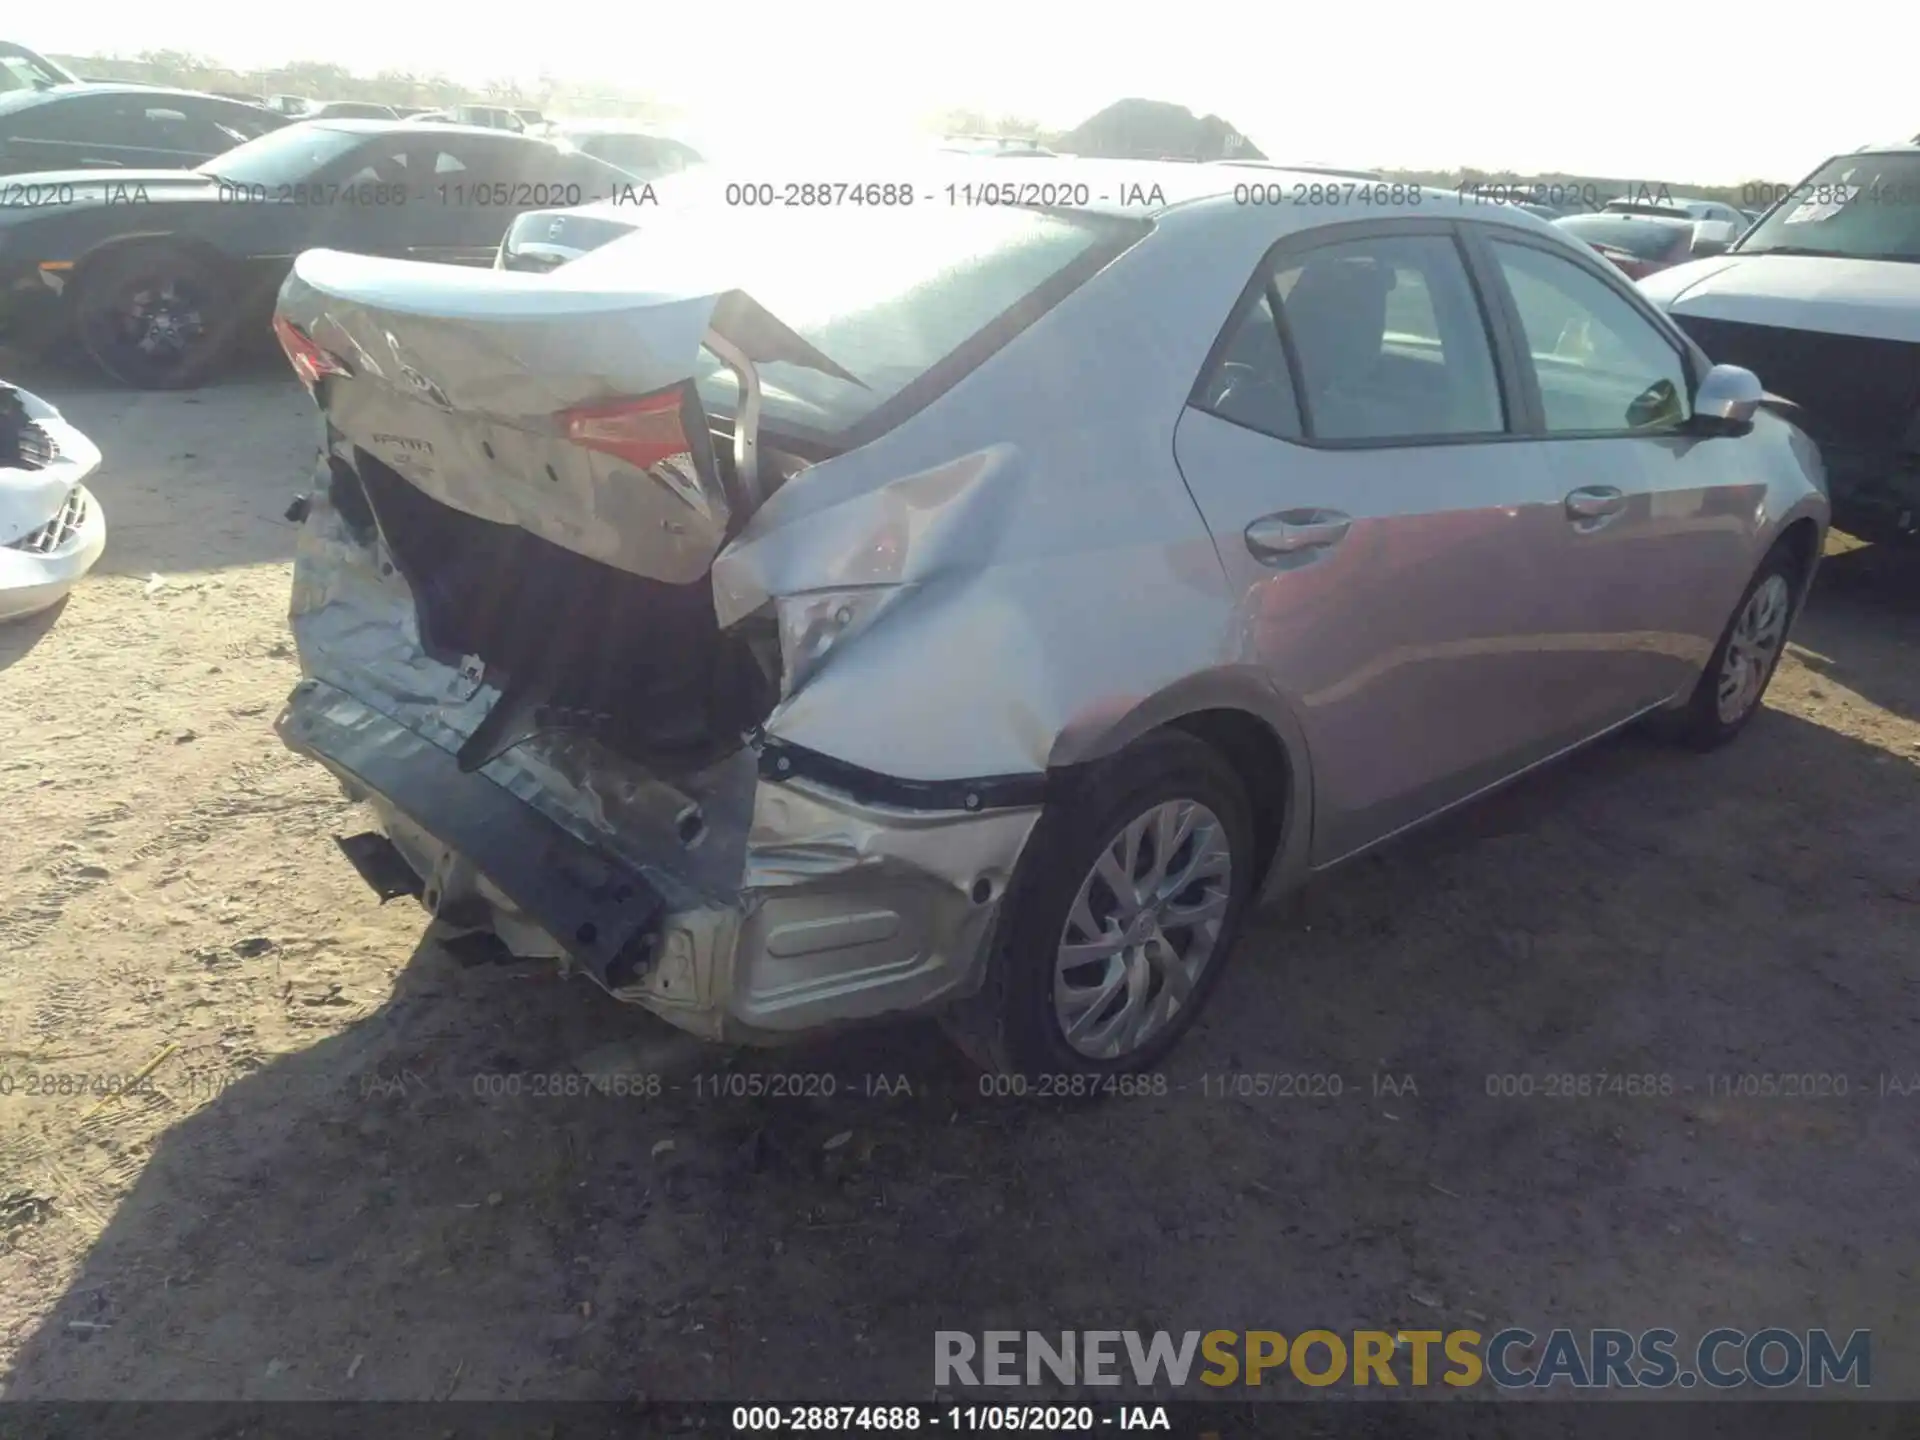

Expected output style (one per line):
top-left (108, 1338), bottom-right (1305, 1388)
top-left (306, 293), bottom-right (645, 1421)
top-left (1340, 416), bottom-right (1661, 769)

top-left (0, 180), bottom-right (661, 211)
top-left (731, 1405), bottom-right (1174, 1432)
top-left (213, 180), bottom-right (657, 208)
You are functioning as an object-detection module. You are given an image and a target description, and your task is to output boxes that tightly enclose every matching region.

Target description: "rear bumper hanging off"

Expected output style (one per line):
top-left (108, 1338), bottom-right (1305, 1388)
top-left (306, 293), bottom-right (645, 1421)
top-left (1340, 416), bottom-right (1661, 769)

top-left (279, 681), bottom-right (668, 989)
top-left (278, 677), bottom-right (1042, 1044)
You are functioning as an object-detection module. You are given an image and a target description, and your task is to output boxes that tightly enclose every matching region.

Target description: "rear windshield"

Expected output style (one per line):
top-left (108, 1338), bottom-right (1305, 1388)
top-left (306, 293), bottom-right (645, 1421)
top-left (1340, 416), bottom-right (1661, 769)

top-left (197, 123), bottom-right (367, 185)
top-left (1556, 213), bottom-right (1690, 260)
top-left (1736, 152), bottom-right (1920, 262)
top-left (567, 200), bottom-right (1146, 440)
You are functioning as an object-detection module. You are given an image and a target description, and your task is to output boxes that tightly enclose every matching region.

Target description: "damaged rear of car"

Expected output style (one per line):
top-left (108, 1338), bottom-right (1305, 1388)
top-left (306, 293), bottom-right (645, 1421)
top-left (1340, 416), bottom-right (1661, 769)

top-left (272, 201), bottom-right (1162, 1054)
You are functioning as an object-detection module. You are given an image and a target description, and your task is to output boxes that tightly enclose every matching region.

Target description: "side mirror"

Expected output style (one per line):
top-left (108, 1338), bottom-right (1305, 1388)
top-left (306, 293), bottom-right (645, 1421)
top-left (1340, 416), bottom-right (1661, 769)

top-left (1691, 219), bottom-right (1736, 257)
top-left (1693, 364), bottom-right (1764, 431)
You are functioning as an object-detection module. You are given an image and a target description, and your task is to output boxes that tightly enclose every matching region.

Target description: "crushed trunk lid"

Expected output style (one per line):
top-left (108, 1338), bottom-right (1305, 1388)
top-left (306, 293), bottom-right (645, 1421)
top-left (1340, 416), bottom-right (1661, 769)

top-left (276, 248), bottom-right (860, 583)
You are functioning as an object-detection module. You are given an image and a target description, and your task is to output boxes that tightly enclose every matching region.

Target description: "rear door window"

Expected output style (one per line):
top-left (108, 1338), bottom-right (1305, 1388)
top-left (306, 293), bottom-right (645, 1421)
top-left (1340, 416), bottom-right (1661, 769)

top-left (139, 105), bottom-right (237, 158)
top-left (8, 94), bottom-right (121, 143)
top-left (1270, 233), bottom-right (1505, 442)
top-left (194, 98), bottom-right (280, 143)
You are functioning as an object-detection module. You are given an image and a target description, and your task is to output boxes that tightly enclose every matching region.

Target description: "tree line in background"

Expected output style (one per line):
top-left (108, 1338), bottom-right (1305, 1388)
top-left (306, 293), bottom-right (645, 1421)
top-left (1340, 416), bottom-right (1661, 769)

top-left (49, 56), bottom-right (1771, 204)
top-left (49, 50), bottom-right (673, 120)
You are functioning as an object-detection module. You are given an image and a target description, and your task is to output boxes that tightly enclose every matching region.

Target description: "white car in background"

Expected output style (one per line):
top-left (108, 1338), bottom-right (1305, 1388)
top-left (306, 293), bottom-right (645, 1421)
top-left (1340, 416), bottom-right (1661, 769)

top-left (1638, 142), bottom-right (1920, 546)
top-left (0, 381), bottom-right (105, 622)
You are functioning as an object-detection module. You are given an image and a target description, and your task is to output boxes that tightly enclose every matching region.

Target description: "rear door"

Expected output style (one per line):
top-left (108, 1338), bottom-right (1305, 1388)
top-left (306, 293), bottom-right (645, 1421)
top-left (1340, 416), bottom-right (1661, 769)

top-left (131, 103), bottom-right (247, 165)
top-left (1469, 228), bottom-right (1758, 710)
top-left (1171, 220), bottom-right (1645, 863)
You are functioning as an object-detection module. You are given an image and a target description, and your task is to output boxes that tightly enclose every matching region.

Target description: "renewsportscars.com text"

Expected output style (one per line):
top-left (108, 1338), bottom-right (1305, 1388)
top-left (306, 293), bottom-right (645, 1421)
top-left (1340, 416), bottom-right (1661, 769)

top-left (935, 1328), bottom-right (1871, 1390)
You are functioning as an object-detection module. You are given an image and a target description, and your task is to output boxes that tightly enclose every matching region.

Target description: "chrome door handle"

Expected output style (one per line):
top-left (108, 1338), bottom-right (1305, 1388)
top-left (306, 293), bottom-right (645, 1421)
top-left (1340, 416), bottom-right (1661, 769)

top-left (1564, 486), bottom-right (1626, 520)
top-left (1245, 509), bottom-right (1352, 560)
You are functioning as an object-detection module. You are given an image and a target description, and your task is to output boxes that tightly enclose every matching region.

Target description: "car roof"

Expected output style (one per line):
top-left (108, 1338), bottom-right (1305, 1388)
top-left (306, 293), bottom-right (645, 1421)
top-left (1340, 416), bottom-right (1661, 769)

top-left (1558, 210), bottom-right (1692, 230)
top-left (0, 81), bottom-right (267, 115)
top-left (301, 118), bottom-right (545, 139)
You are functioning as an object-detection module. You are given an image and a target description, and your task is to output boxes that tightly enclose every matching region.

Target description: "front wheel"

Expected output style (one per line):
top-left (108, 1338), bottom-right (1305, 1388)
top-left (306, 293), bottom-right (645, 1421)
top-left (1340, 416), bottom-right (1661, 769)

top-left (1665, 544), bottom-right (1803, 749)
top-left (942, 730), bottom-right (1256, 1079)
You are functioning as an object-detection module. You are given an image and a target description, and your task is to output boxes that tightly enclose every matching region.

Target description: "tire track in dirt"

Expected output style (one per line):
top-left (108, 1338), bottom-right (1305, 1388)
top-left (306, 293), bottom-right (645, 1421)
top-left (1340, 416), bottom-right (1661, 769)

top-left (0, 854), bottom-right (115, 961)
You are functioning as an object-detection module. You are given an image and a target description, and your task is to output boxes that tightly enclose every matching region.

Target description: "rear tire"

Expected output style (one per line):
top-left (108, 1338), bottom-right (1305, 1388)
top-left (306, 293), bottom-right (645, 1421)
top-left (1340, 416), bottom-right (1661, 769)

top-left (1663, 543), bottom-right (1804, 750)
top-left (75, 245), bottom-right (237, 390)
top-left (941, 730), bottom-right (1256, 1080)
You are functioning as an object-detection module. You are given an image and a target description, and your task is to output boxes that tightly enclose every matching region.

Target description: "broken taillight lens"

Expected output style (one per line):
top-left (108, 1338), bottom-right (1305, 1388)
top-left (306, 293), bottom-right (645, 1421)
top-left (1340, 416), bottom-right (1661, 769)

top-left (560, 390), bottom-right (690, 472)
top-left (273, 316), bottom-right (352, 390)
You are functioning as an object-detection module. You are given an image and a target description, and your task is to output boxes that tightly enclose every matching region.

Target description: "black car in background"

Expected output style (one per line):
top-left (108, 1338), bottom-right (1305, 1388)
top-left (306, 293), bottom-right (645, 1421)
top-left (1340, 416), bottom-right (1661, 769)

top-left (0, 84), bottom-right (285, 175)
top-left (0, 120), bottom-right (644, 388)
top-left (546, 123), bottom-right (703, 180)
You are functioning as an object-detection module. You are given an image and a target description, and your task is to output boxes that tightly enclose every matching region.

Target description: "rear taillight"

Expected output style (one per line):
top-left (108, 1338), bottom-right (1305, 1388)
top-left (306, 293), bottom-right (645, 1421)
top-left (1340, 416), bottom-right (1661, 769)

top-left (273, 316), bottom-right (351, 390)
top-left (560, 390), bottom-right (690, 472)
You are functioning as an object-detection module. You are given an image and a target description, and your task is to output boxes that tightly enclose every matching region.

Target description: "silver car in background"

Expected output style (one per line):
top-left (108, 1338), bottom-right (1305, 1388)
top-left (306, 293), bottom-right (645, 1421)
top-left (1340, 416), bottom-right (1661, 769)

top-left (270, 164), bottom-right (1828, 1077)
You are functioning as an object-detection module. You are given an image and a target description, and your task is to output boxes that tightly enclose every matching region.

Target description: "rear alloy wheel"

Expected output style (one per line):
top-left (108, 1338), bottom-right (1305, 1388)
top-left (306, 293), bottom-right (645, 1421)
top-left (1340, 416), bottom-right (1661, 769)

top-left (76, 247), bottom-right (234, 390)
top-left (1052, 798), bottom-right (1234, 1060)
top-left (942, 730), bottom-right (1255, 1079)
top-left (1666, 544), bottom-right (1803, 749)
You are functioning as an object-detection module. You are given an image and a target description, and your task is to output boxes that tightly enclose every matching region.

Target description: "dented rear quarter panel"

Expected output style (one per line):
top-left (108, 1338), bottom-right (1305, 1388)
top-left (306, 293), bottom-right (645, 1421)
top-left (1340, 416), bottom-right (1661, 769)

top-left (727, 204), bottom-right (1316, 786)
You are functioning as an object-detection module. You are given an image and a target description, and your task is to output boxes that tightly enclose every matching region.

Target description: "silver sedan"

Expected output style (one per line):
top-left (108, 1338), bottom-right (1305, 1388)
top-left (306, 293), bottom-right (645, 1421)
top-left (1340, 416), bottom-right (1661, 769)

top-left (269, 163), bottom-right (1829, 1077)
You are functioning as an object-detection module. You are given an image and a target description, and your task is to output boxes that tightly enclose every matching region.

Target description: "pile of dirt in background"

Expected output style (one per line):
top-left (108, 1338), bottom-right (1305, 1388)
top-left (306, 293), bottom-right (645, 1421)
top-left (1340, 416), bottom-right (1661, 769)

top-left (1053, 98), bottom-right (1263, 161)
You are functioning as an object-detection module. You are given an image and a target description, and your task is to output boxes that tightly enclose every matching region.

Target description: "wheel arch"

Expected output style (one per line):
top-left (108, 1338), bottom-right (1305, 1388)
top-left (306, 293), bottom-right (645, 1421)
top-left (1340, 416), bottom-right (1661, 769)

top-left (1046, 666), bottom-right (1314, 905)
top-left (73, 231), bottom-right (237, 290)
top-left (1773, 511), bottom-right (1824, 598)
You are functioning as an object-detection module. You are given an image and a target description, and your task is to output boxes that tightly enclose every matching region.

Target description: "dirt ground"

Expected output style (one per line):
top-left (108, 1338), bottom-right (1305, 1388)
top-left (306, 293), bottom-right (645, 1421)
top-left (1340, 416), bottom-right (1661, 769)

top-left (1, 350), bottom-right (1917, 1405)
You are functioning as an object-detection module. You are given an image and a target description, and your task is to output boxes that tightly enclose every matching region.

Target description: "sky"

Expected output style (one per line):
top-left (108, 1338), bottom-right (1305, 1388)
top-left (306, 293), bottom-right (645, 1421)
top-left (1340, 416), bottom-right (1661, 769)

top-left (29, 0), bottom-right (1918, 184)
